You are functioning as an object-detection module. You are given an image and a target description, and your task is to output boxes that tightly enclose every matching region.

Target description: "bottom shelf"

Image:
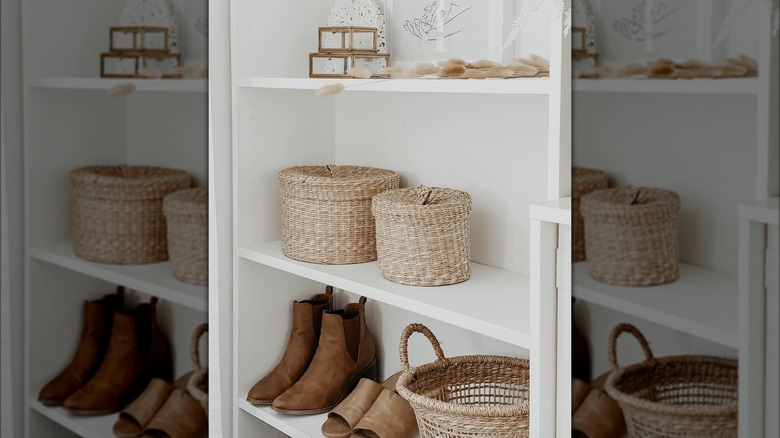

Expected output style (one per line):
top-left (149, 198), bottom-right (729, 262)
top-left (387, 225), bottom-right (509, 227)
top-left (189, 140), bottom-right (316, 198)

top-left (29, 398), bottom-right (115, 438)
top-left (237, 398), bottom-right (422, 438)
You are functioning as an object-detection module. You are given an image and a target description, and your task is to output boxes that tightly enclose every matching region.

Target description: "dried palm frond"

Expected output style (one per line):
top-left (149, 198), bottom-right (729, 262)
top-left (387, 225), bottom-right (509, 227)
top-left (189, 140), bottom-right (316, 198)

top-left (440, 64), bottom-right (467, 77)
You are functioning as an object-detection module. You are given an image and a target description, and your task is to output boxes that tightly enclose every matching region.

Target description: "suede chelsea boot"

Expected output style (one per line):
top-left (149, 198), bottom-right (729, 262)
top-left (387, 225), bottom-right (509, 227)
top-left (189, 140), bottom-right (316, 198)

top-left (63, 296), bottom-right (172, 415)
top-left (272, 296), bottom-right (377, 415)
top-left (38, 287), bottom-right (125, 406)
top-left (247, 286), bottom-right (334, 405)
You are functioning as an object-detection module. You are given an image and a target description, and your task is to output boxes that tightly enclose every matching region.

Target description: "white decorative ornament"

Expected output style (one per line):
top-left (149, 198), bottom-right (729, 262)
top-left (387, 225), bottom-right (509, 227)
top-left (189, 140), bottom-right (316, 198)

top-left (119, 0), bottom-right (180, 53)
top-left (324, 0), bottom-right (387, 74)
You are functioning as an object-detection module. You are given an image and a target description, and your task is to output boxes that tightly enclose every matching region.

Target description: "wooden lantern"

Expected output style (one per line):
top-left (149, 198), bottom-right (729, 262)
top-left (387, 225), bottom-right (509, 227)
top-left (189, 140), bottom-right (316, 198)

top-left (351, 53), bottom-right (390, 75)
top-left (318, 26), bottom-right (378, 53)
top-left (101, 53), bottom-right (141, 78)
top-left (309, 53), bottom-right (352, 78)
top-left (110, 26), bottom-right (170, 53)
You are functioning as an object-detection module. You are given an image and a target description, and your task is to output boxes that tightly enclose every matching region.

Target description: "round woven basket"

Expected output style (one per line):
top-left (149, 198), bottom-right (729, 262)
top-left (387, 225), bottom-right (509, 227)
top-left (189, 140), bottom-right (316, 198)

top-left (163, 188), bottom-right (208, 285)
top-left (581, 187), bottom-right (680, 286)
top-left (572, 167), bottom-right (609, 262)
top-left (396, 324), bottom-right (530, 438)
top-left (279, 165), bottom-right (399, 264)
top-left (605, 324), bottom-right (738, 437)
top-left (70, 165), bottom-right (191, 264)
top-left (372, 186), bottom-right (471, 286)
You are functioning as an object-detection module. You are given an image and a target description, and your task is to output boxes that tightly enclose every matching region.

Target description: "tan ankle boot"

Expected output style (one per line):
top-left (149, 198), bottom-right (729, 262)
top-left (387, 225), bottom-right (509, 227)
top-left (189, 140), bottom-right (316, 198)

top-left (38, 287), bottom-right (124, 406)
top-left (63, 296), bottom-right (171, 415)
top-left (246, 287), bottom-right (334, 405)
top-left (272, 296), bottom-right (377, 415)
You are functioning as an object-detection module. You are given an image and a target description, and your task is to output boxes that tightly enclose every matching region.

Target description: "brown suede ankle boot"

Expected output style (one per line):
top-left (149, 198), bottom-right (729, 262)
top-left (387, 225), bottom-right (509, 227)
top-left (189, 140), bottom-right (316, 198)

top-left (38, 287), bottom-right (125, 406)
top-left (272, 296), bottom-right (377, 415)
top-left (247, 286), bottom-right (334, 405)
top-left (63, 296), bottom-right (172, 415)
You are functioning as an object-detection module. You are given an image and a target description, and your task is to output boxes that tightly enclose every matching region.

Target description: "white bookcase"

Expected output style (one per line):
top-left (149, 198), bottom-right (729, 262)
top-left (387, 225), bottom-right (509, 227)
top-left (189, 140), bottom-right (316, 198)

top-left (213, 1), bottom-right (572, 437)
top-left (571, 2), bottom-right (779, 437)
top-left (21, 1), bottom-right (208, 437)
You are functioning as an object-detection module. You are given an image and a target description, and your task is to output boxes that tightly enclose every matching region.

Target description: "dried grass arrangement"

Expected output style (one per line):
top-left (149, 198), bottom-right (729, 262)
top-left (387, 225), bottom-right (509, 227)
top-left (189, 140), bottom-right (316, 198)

top-left (576, 54), bottom-right (759, 80)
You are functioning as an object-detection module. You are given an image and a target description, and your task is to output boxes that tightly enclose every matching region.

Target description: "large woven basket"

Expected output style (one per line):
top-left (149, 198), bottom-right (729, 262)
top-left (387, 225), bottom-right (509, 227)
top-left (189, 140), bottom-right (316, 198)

top-left (605, 324), bottom-right (738, 437)
top-left (70, 165), bottom-right (191, 264)
top-left (279, 165), bottom-right (399, 264)
top-left (163, 188), bottom-right (208, 285)
top-left (572, 167), bottom-right (609, 262)
top-left (581, 187), bottom-right (680, 286)
top-left (372, 186), bottom-right (471, 286)
top-left (396, 324), bottom-right (530, 438)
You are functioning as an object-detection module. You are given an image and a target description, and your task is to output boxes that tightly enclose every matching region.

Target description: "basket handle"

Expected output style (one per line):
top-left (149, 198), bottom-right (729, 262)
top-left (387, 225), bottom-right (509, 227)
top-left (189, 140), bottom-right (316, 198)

top-left (190, 323), bottom-right (208, 373)
top-left (413, 185), bottom-right (433, 205)
top-left (608, 323), bottom-right (657, 372)
top-left (399, 323), bottom-right (446, 373)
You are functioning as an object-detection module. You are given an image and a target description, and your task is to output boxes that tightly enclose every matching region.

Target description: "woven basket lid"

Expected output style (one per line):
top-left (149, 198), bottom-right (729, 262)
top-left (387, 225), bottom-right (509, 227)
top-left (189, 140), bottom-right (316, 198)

top-left (164, 187), bottom-right (207, 217)
top-left (581, 187), bottom-right (680, 222)
top-left (573, 167), bottom-right (609, 197)
top-left (278, 165), bottom-right (399, 201)
top-left (372, 186), bottom-right (472, 224)
top-left (70, 165), bottom-right (191, 201)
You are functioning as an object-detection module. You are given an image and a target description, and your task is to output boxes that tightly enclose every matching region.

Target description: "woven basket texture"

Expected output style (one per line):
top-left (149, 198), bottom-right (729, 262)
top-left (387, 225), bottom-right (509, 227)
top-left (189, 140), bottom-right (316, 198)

top-left (164, 188), bottom-right (208, 285)
top-left (572, 167), bottom-right (609, 262)
top-left (581, 187), bottom-right (680, 286)
top-left (605, 324), bottom-right (738, 437)
top-left (70, 165), bottom-right (191, 264)
top-left (396, 324), bottom-right (530, 438)
top-left (187, 323), bottom-right (208, 411)
top-left (279, 165), bottom-right (399, 264)
top-left (372, 186), bottom-right (471, 286)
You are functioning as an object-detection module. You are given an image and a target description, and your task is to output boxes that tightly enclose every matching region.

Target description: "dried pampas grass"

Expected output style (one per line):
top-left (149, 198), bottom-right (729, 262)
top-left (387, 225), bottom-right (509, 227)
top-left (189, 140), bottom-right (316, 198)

top-left (138, 66), bottom-right (163, 79)
top-left (483, 67), bottom-right (514, 78)
top-left (169, 66), bottom-right (194, 77)
top-left (461, 69), bottom-right (488, 79)
top-left (717, 63), bottom-right (748, 77)
top-left (518, 55), bottom-right (549, 72)
top-left (616, 63), bottom-right (649, 78)
top-left (315, 83), bottom-right (345, 96)
top-left (438, 58), bottom-right (467, 69)
top-left (440, 64), bottom-right (467, 77)
top-left (467, 59), bottom-right (502, 69)
top-left (107, 83), bottom-right (136, 96)
top-left (508, 63), bottom-right (538, 76)
top-left (409, 63), bottom-right (442, 77)
top-left (648, 64), bottom-right (674, 78)
top-left (727, 54), bottom-right (758, 74)
top-left (346, 67), bottom-right (372, 79)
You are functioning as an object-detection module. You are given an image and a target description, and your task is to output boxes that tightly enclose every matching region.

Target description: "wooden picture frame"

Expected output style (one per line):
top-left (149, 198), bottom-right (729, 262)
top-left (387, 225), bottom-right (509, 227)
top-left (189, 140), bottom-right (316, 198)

top-left (109, 26), bottom-right (170, 53)
top-left (318, 26), bottom-right (379, 53)
top-left (309, 53), bottom-right (352, 78)
top-left (572, 27), bottom-right (587, 54)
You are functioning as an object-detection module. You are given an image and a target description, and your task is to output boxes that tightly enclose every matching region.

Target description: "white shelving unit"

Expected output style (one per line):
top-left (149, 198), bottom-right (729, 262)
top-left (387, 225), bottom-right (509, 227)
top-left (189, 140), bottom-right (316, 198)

top-left (214, 1), bottom-right (571, 437)
top-left (572, 3), bottom-right (778, 438)
top-left (21, 2), bottom-right (209, 437)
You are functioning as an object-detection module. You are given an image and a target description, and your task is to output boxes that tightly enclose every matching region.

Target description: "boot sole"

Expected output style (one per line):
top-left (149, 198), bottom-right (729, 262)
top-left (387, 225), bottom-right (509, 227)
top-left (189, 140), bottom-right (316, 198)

top-left (62, 406), bottom-right (121, 416)
top-left (271, 360), bottom-right (377, 416)
top-left (246, 397), bottom-right (273, 406)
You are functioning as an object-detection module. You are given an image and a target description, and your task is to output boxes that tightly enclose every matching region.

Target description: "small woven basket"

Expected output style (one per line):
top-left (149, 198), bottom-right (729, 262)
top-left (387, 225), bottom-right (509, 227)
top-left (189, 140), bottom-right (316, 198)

top-left (396, 324), bottom-right (530, 438)
top-left (279, 165), bottom-right (399, 264)
top-left (70, 165), bottom-right (191, 264)
top-left (372, 186), bottom-right (472, 286)
top-left (187, 323), bottom-right (208, 411)
top-left (572, 167), bottom-right (609, 262)
top-left (581, 187), bottom-right (680, 286)
top-left (163, 188), bottom-right (208, 285)
top-left (605, 324), bottom-right (738, 437)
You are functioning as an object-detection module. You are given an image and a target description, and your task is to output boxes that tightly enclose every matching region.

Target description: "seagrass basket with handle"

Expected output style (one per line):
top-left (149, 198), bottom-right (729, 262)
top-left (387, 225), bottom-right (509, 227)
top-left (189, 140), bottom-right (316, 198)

top-left (163, 187), bottom-right (207, 285)
top-left (372, 186), bottom-right (471, 286)
top-left (581, 186), bottom-right (680, 286)
top-left (604, 324), bottom-right (738, 437)
top-left (572, 167), bottom-right (609, 262)
top-left (396, 323), bottom-right (531, 438)
top-left (279, 165), bottom-right (399, 264)
top-left (70, 165), bottom-right (191, 264)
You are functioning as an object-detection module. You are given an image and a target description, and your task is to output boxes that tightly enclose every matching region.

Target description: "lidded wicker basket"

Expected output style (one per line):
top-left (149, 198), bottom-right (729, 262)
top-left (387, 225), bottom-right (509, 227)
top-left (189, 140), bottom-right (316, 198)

top-left (396, 324), bottom-right (531, 438)
top-left (279, 165), bottom-right (399, 264)
top-left (573, 167), bottom-right (609, 262)
top-left (372, 186), bottom-right (471, 286)
top-left (163, 188), bottom-right (208, 285)
top-left (70, 165), bottom-right (191, 264)
top-left (605, 324), bottom-right (738, 437)
top-left (581, 187), bottom-right (680, 286)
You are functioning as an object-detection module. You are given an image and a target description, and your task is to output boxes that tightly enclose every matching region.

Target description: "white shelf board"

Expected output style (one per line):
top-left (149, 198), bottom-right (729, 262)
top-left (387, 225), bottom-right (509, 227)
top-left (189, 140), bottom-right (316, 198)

top-left (239, 241), bottom-right (531, 348)
top-left (739, 197), bottom-right (780, 225)
top-left (30, 77), bottom-right (207, 93)
top-left (30, 241), bottom-right (207, 312)
top-left (529, 197), bottom-right (571, 225)
top-left (238, 399), bottom-right (419, 438)
top-left (573, 262), bottom-right (738, 348)
top-left (573, 78), bottom-right (759, 95)
top-left (237, 77), bottom-right (550, 95)
top-left (30, 399), bottom-right (115, 438)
